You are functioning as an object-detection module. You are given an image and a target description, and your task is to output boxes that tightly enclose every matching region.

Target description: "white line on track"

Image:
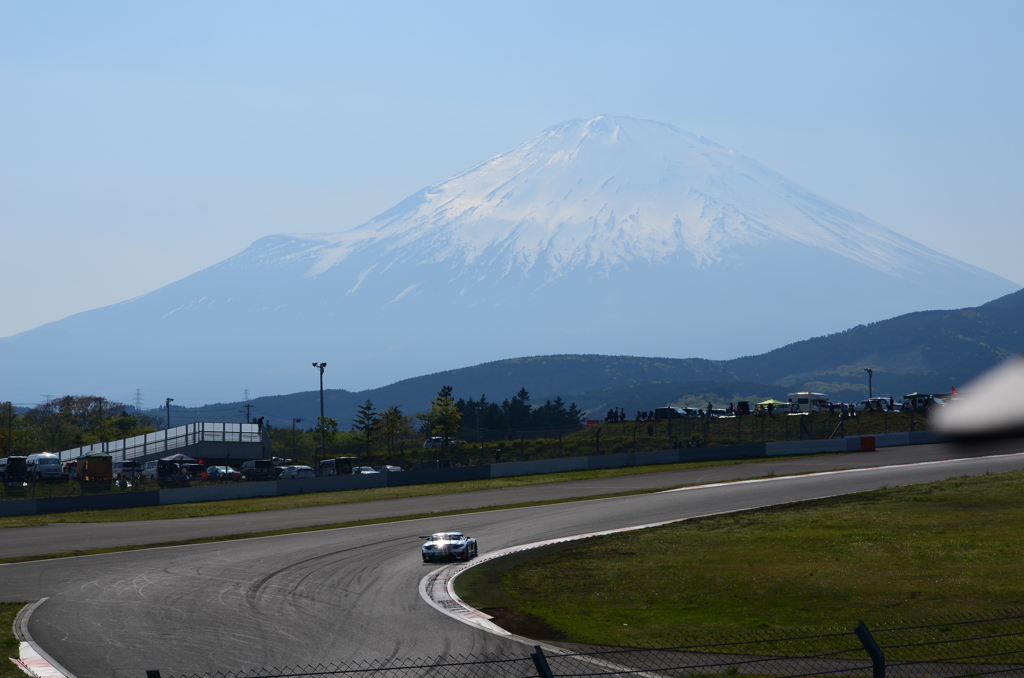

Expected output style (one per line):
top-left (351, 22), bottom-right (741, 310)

top-left (658, 450), bottom-right (1024, 494)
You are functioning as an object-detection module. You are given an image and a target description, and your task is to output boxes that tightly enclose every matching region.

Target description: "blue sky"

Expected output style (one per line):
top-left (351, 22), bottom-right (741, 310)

top-left (2, 1), bottom-right (1022, 337)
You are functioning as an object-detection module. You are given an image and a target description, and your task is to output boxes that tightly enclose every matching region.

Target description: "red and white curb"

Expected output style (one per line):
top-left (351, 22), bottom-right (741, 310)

top-left (10, 599), bottom-right (74, 678)
top-left (420, 450), bottom-right (1024, 638)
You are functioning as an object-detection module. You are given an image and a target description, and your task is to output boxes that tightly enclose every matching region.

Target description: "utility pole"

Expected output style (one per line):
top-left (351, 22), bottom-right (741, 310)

top-left (292, 418), bottom-right (302, 459)
top-left (165, 397), bottom-right (174, 429)
top-left (6, 402), bottom-right (12, 456)
top-left (312, 362), bottom-right (327, 468)
top-left (243, 403), bottom-right (254, 424)
top-left (863, 368), bottom-right (873, 399)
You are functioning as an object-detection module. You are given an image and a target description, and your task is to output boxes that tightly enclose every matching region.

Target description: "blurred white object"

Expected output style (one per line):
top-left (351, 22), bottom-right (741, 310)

top-left (935, 357), bottom-right (1024, 438)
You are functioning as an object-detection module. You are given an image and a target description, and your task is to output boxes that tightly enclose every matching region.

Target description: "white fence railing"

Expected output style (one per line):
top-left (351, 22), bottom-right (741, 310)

top-left (57, 422), bottom-right (263, 462)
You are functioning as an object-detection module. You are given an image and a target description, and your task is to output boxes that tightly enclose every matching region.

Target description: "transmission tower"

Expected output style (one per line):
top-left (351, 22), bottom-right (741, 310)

top-left (244, 389), bottom-right (250, 402)
top-left (134, 389), bottom-right (144, 412)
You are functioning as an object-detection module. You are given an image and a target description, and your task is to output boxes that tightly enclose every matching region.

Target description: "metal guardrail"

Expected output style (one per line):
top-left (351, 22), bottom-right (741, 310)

top-left (55, 422), bottom-right (263, 462)
top-left (154, 610), bottom-right (1024, 678)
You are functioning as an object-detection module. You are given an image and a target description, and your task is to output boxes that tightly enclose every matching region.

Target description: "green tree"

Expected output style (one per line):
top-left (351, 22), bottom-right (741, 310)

top-left (316, 416), bottom-right (339, 458)
top-left (379, 406), bottom-right (414, 453)
top-left (352, 400), bottom-right (379, 458)
top-left (417, 385), bottom-right (462, 452)
top-left (502, 387), bottom-right (533, 429)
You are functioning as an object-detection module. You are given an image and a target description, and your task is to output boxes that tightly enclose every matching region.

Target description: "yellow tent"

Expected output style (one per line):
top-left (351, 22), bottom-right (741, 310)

top-left (757, 399), bottom-right (786, 407)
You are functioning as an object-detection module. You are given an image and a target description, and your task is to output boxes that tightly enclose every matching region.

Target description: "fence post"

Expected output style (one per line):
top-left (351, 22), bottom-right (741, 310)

top-left (531, 645), bottom-right (555, 678)
top-left (854, 620), bottom-right (885, 678)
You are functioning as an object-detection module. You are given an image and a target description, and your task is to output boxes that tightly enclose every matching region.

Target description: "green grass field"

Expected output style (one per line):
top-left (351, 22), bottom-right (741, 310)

top-left (455, 470), bottom-right (1024, 647)
top-left (0, 603), bottom-right (24, 678)
top-left (0, 454), bottom-right (827, 528)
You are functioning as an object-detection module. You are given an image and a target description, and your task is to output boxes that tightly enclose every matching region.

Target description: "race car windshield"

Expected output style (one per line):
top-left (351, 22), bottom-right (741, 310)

top-left (431, 533), bottom-right (462, 541)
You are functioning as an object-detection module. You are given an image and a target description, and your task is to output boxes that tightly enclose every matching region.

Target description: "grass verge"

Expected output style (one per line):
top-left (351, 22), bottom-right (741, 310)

top-left (455, 469), bottom-right (1024, 646)
top-left (1, 603), bottom-right (24, 678)
top-left (0, 454), bottom-right (831, 528)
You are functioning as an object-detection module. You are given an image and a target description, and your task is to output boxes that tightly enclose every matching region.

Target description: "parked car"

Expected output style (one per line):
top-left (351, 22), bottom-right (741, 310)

top-left (142, 459), bottom-right (180, 481)
top-left (112, 460), bottom-right (144, 480)
top-left (0, 456), bottom-right (29, 485)
top-left (318, 457), bottom-right (357, 476)
top-left (206, 465), bottom-right (241, 481)
top-left (178, 463), bottom-right (206, 480)
top-left (653, 407), bottom-right (687, 419)
top-left (279, 465), bottom-right (315, 479)
top-left (26, 453), bottom-right (63, 480)
top-left (240, 459), bottom-right (276, 481)
top-left (421, 531), bottom-right (478, 563)
top-left (352, 466), bottom-right (379, 475)
top-left (376, 465), bottom-right (403, 473)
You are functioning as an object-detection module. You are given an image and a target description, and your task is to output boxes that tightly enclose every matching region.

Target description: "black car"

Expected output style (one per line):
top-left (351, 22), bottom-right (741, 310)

top-left (240, 459), bottom-right (275, 481)
top-left (0, 456), bottom-right (28, 485)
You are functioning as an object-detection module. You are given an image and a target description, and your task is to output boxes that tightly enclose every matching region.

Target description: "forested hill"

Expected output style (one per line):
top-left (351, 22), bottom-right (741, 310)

top-left (725, 287), bottom-right (1024, 391)
top-left (153, 288), bottom-right (1022, 427)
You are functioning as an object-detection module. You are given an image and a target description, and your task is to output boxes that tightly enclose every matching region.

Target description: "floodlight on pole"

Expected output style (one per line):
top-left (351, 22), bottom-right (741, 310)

top-left (863, 368), bottom-right (873, 399)
top-left (312, 362), bottom-right (327, 469)
top-left (165, 397), bottom-right (174, 429)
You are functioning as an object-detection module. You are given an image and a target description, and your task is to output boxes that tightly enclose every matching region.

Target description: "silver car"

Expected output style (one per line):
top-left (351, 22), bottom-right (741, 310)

top-left (421, 531), bottom-right (478, 563)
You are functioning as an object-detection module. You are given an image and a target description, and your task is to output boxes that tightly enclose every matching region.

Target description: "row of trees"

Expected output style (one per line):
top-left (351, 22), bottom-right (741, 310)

top-left (0, 396), bottom-right (159, 456)
top-left (304, 385), bottom-right (586, 463)
top-left (455, 388), bottom-right (586, 431)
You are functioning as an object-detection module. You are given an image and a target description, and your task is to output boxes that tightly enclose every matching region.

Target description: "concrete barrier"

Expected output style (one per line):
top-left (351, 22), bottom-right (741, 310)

top-left (490, 456), bottom-right (589, 478)
top-left (765, 438), bottom-right (849, 456)
top-left (159, 481), bottom-right (280, 505)
top-left (0, 498), bottom-right (37, 517)
top-left (387, 466), bottom-right (491, 486)
top-left (37, 490), bottom-right (160, 514)
top-left (874, 432), bottom-right (910, 447)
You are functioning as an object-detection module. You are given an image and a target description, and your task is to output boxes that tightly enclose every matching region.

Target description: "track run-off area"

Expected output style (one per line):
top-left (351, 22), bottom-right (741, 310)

top-left (1, 439), bottom-right (1022, 678)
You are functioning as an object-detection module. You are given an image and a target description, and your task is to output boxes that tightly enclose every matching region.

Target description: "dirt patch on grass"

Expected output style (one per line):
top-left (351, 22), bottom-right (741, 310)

top-left (480, 607), bottom-right (568, 641)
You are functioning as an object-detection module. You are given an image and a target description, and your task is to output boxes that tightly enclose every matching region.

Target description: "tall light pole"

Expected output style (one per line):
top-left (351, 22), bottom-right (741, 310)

top-left (312, 362), bottom-right (327, 468)
top-left (291, 418), bottom-right (303, 460)
top-left (863, 368), bottom-right (873, 399)
top-left (5, 402), bottom-right (12, 456)
top-left (165, 397), bottom-right (174, 429)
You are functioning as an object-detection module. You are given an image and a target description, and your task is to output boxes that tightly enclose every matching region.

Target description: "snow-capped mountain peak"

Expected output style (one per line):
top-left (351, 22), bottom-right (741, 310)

top-left (291, 115), bottom-right (941, 282)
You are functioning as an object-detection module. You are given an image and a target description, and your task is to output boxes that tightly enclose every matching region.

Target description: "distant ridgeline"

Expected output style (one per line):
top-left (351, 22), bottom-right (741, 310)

top-left (144, 287), bottom-right (1024, 428)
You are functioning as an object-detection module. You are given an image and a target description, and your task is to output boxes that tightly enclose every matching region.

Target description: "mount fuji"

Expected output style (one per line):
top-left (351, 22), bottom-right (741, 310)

top-left (2, 116), bottom-right (1017, 404)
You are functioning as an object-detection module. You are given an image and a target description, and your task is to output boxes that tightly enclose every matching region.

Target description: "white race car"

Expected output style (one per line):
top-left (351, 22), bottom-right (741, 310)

top-left (421, 531), bottom-right (478, 563)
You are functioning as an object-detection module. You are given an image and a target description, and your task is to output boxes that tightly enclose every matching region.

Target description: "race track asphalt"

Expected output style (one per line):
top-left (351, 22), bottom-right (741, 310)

top-left (0, 438), bottom-right (1022, 678)
top-left (0, 441), bottom-right (1011, 561)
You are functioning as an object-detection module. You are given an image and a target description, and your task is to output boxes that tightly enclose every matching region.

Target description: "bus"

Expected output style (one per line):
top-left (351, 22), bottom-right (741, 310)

top-left (318, 457), bottom-right (357, 476)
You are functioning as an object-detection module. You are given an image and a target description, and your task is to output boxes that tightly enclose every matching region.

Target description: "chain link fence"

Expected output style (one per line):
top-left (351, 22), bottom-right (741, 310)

top-left (153, 610), bottom-right (1023, 678)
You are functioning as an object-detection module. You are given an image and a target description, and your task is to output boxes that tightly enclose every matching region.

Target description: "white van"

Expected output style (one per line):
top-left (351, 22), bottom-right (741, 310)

top-left (787, 392), bottom-right (830, 413)
top-left (26, 453), bottom-right (63, 480)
